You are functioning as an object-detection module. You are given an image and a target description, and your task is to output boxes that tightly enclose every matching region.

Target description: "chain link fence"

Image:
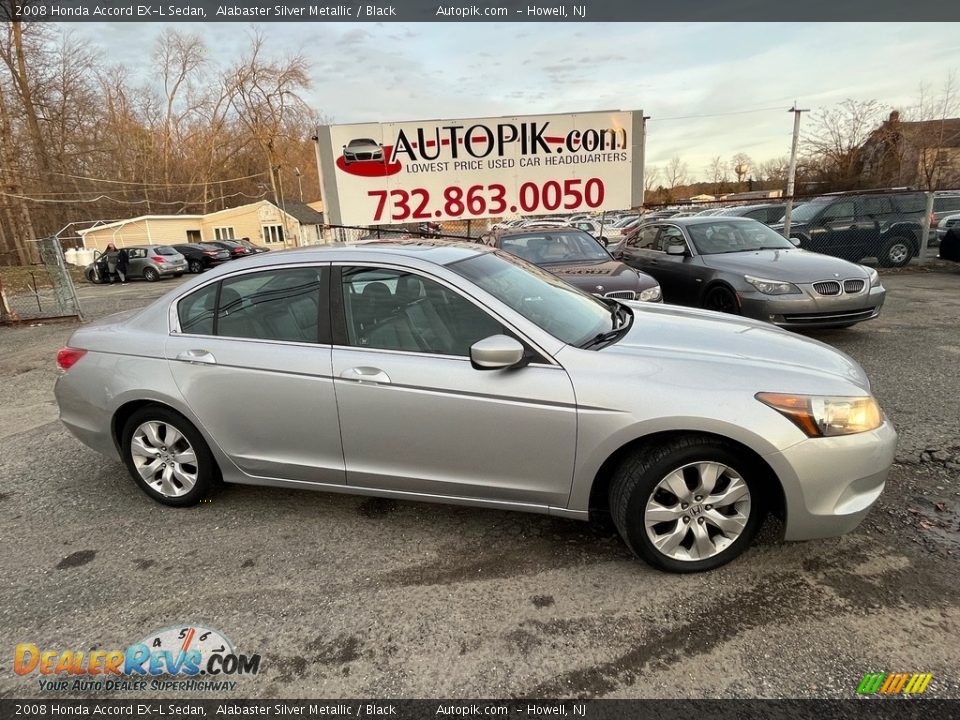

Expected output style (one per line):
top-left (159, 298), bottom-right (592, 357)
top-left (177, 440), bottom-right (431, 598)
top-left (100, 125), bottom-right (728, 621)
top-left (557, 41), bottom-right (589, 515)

top-left (0, 237), bottom-right (84, 324)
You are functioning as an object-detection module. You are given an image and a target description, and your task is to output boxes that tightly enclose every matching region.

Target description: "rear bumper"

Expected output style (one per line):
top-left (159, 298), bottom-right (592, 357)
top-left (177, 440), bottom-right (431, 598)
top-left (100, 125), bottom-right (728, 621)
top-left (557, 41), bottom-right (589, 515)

top-left (739, 284), bottom-right (886, 328)
top-left (766, 421), bottom-right (897, 541)
top-left (156, 263), bottom-right (187, 276)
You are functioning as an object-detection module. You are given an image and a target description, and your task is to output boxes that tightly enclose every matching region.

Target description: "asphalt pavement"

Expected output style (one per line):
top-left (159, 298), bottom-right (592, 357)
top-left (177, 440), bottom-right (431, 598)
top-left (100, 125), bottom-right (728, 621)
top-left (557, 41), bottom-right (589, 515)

top-left (1, 266), bottom-right (959, 699)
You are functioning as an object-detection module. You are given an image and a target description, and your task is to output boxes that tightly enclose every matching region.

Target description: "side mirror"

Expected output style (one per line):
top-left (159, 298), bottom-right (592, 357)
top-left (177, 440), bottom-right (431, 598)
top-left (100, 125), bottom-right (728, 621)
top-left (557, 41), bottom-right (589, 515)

top-left (470, 335), bottom-right (525, 370)
top-left (788, 237), bottom-right (801, 247)
top-left (665, 243), bottom-right (687, 256)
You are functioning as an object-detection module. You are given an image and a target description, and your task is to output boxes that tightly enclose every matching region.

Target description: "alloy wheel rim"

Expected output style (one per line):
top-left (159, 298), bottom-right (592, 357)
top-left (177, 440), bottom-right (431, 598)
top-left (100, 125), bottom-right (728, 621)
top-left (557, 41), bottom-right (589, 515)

top-left (889, 243), bottom-right (908, 263)
top-left (644, 461), bottom-right (751, 561)
top-left (130, 421), bottom-right (198, 497)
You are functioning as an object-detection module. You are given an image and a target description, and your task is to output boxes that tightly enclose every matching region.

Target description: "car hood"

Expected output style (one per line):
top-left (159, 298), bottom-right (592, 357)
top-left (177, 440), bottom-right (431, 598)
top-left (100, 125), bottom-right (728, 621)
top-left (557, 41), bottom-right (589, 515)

top-left (701, 248), bottom-right (868, 283)
top-left (541, 258), bottom-right (658, 291)
top-left (604, 303), bottom-right (870, 391)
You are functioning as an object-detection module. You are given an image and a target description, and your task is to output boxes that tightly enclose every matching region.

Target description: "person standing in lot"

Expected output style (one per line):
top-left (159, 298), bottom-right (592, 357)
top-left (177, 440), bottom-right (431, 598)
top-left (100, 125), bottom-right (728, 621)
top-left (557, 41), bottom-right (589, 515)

top-left (116, 246), bottom-right (129, 284)
top-left (104, 243), bottom-right (119, 284)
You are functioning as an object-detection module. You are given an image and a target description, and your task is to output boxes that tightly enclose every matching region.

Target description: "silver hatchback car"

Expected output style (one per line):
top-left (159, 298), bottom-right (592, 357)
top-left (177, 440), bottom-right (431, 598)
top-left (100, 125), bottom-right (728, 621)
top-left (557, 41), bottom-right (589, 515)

top-left (55, 241), bottom-right (897, 572)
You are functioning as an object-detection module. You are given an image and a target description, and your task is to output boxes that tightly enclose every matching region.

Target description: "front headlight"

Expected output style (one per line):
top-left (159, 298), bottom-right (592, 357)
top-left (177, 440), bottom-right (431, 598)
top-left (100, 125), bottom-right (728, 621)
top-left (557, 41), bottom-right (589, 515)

top-left (744, 275), bottom-right (801, 295)
top-left (638, 284), bottom-right (662, 302)
top-left (866, 267), bottom-right (880, 288)
top-left (756, 393), bottom-right (883, 437)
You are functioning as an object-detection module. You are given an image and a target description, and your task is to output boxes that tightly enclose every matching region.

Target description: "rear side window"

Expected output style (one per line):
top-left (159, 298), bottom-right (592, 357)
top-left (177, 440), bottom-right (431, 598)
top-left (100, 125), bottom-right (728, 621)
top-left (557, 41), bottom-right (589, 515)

top-left (892, 194), bottom-right (927, 213)
top-left (177, 267), bottom-right (326, 343)
top-left (861, 197), bottom-right (894, 216)
top-left (178, 283), bottom-right (218, 335)
top-left (155, 246), bottom-right (179, 255)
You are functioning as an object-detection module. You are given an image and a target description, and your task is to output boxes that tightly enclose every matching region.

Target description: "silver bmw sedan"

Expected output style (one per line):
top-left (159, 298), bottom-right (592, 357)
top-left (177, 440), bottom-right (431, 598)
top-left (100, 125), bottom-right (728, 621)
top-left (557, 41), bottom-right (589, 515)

top-left (54, 241), bottom-right (897, 572)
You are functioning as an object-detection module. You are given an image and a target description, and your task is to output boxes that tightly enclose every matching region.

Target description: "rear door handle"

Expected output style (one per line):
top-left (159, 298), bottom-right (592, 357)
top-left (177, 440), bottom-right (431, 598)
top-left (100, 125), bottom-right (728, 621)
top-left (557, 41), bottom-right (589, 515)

top-left (340, 366), bottom-right (391, 384)
top-left (176, 349), bottom-right (217, 365)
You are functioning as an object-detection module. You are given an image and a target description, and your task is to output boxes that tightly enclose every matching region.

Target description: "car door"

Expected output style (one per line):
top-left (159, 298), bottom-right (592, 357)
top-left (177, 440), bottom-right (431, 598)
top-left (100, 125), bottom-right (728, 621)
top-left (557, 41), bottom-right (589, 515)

top-left (127, 247), bottom-right (148, 277)
top-left (810, 200), bottom-right (857, 257)
top-left (854, 196), bottom-right (891, 257)
top-left (652, 225), bottom-right (704, 302)
top-left (330, 263), bottom-right (577, 508)
top-left (615, 224), bottom-right (661, 274)
top-left (165, 264), bottom-right (345, 485)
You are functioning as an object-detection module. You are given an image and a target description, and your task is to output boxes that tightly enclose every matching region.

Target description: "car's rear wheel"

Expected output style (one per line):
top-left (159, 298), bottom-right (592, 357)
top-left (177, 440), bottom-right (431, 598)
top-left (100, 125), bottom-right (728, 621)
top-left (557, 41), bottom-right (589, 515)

top-left (143, 266), bottom-right (160, 282)
top-left (878, 236), bottom-right (914, 268)
top-left (703, 286), bottom-right (739, 314)
top-left (188, 259), bottom-right (203, 274)
top-left (609, 435), bottom-right (765, 572)
top-left (121, 406), bottom-right (217, 507)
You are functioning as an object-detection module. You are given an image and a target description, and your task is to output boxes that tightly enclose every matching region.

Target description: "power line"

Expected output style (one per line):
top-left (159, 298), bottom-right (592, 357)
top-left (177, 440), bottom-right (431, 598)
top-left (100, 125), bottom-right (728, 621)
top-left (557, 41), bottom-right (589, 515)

top-left (0, 189), bottom-right (268, 205)
top-left (50, 170), bottom-right (268, 188)
top-left (647, 106), bottom-right (788, 122)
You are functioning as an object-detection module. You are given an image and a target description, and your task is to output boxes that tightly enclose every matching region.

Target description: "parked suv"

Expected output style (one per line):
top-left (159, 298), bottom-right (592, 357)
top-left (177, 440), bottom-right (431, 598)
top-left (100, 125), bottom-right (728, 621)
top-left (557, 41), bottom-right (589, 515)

top-left (85, 245), bottom-right (187, 283)
top-left (771, 191), bottom-right (929, 267)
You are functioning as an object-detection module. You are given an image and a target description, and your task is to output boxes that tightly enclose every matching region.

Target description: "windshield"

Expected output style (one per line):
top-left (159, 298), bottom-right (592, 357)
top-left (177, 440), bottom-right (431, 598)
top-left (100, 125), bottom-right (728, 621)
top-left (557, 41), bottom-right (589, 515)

top-left (500, 230), bottom-right (610, 264)
top-left (687, 221), bottom-right (795, 255)
top-left (449, 251), bottom-right (614, 346)
top-left (787, 199), bottom-right (829, 223)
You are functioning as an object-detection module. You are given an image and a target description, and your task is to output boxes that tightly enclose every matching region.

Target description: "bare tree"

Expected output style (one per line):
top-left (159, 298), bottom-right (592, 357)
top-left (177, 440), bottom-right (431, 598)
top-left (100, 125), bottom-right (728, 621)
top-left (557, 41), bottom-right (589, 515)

top-left (663, 156), bottom-right (688, 190)
top-left (706, 156), bottom-right (727, 194)
top-left (803, 99), bottom-right (884, 188)
top-left (227, 30), bottom-right (311, 210)
top-left (644, 165), bottom-right (659, 194)
top-left (757, 156), bottom-right (789, 186)
top-left (912, 71), bottom-right (960, 190)
top-left (730, 153), bottom-right (753, 185)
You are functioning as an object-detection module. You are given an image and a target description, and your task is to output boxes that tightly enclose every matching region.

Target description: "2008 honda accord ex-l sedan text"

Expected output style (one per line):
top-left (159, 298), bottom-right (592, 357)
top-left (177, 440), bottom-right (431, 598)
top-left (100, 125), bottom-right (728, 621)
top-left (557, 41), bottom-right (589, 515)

top-left (54, 240), bottom-right (897, 572)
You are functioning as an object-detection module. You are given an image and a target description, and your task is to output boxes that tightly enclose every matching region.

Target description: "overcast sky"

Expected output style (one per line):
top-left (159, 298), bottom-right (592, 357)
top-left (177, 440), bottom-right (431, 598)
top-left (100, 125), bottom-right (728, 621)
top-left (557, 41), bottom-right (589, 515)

top-left (69, 22), bottom-right (958, 181)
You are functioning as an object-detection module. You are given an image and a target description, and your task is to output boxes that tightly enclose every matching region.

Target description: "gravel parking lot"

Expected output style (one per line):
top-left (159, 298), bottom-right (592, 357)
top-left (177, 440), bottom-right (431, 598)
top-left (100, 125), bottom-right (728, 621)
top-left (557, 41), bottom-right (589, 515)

top-left (1, 266), bottom-right (959, 699)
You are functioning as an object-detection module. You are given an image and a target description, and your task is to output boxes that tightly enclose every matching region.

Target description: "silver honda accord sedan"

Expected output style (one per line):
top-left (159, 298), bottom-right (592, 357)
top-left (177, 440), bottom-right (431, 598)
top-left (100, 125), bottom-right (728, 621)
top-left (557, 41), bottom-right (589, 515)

top-left (54, 241), bottom-right (897, 572)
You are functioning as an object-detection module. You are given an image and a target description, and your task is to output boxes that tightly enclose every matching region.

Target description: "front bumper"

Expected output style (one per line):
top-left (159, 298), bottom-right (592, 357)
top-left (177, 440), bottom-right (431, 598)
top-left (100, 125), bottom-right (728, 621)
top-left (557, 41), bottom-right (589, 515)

top-left (765, 421), bottom-right (897, 541)
top-left (738, 283), bottom-right (886, 329)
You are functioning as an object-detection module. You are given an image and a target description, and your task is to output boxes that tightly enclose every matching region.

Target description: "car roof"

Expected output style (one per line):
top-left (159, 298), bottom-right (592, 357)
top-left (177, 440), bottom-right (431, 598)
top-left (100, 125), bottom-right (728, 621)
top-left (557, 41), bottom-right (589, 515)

top-left (643, 216), bottom-right (761, 226)
top-left (214, 238), bottom-right (490, 268)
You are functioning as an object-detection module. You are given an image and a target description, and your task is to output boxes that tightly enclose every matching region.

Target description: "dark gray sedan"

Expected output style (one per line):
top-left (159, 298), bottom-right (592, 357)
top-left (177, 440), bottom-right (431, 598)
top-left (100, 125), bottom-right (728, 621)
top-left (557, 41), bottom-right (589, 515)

top-left (486, 227), bottom-right (662, 303)
top-left (610, 217), bottom-right (885, 329)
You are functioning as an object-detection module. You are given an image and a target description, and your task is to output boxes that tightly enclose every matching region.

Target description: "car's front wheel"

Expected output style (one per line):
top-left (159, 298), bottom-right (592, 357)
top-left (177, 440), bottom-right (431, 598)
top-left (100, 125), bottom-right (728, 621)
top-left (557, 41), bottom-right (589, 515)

top-left (703, 286), bottom-right (739, 314)
top-left (121, 405), bottom-right (218, 507)
top-left (609, 436), bottom-right (765, 572)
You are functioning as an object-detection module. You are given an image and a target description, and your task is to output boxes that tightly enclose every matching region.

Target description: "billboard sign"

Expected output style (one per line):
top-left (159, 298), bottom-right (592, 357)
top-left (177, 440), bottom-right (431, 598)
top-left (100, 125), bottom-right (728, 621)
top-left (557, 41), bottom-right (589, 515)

top-left (316, 110), bottom-right (644, 227)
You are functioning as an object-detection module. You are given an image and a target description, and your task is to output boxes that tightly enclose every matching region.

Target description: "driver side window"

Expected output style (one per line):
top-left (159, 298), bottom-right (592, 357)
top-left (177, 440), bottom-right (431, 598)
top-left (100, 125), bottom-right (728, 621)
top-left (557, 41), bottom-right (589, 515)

top-left (822, 201), bottom-right (855, 221)
top-left (657, 226), bottom-right (687, 252)
top-left (630, 226), bottom-right (659, 250)
top-left (340, 267), bottom-right (504, 357)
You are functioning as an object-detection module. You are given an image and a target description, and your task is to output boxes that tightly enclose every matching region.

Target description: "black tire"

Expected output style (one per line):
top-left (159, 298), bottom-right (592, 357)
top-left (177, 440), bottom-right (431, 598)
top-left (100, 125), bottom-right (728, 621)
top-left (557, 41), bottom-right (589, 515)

top-left (878, 236), bottom-right (914, 268)
top-left (143, 266), bottom-right (160, 282)
top-left (188, 259), bottom-right (203, 274)
top-left (86, 268), bottom-right (103, 285)
top-left (609, 435), bottom-right (766, 572)
top-left (120, 405), bottom-right (218, 507)
top-left (703, 286), bottom-right (739, 314)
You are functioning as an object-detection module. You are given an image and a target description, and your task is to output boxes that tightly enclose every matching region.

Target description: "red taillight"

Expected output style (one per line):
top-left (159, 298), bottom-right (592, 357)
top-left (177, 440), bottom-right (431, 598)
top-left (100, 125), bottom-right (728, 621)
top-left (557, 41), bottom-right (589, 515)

top-left (154, 256), bottom-right (165, 263)
top-left (57, 347), bottom-right (87, 371)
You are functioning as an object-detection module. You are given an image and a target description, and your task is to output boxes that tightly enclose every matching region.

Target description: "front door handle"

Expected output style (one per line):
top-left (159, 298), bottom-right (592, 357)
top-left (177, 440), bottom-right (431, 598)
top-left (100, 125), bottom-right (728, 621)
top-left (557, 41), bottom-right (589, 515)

top-left (176, 349), bottom-right (217, 365)
top-left (340, 366), bottom-right (391, 384)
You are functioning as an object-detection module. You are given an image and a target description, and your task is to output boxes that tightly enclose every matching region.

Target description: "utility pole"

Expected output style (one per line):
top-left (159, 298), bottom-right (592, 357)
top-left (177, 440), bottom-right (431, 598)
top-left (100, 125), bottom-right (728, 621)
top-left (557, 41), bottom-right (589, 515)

top-left (294, 167), bottom-right (304, 202)
top-left (782, 105), bottom-right (808, 241)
